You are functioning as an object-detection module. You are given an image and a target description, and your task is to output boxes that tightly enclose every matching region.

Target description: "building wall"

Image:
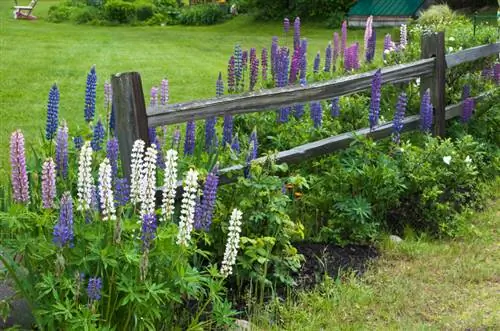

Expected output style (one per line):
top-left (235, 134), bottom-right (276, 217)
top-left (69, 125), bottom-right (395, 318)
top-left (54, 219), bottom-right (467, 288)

top-left (349, 16), bottom-right (411, 27)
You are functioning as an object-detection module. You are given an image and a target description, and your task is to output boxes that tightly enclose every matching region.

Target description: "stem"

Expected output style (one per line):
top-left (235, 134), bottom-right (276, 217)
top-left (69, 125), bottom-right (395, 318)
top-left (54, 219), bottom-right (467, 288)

top-left (106, 268), bottom-right (115, 322)
top-left (124, 305), bottom-right (133, 330)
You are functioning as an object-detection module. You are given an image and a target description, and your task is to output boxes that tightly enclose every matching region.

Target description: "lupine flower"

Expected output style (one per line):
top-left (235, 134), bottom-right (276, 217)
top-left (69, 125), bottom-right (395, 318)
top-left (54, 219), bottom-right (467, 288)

top-left (109, 104), bottom-right (116, 135)
top-left (420, 89), bottom-right (433, 132)
top-left (223, 115), bottom-right (233, 147)
top-left (74, 136), bottom-right (83, 150)
top-left (462, 84), bottom-right (471, 100)
top-left (104, 81), bottom-right (112, 110)
top-left (383, 34), bottom-right (395, 60)
top-left (150, 87), bottom-right (159, 111)
top-left (172, 126), bottom-right (181, 150)
top-left (114, 177), bottom-right (129, 207)
top-left (494, 63), bottom-right (500, 85)
top-left (216, 72), bottom-right (224, 97)
top-left (330, 97), bottom-right (340, 117)
top-left (106, 138), bottom-right (119, 180)
top-left (234, 45), bottom-right (243, 89)
top-left (289, 47), bottom-right (300, 84)
top-left (228, 56), bottom-right (236, 93)
top-left (310, 101), bottom-right (323, 128)
top-left (77, 142), bottom-right (93, 211)
top-left (98, 158), bottom-right (116, 221)
top-left (10, 130), bottom-right (29, 203)
top-left (84, 65), bottom-right (97, 123)
top-left (205, 117), bottom-right (217, 151)
top-left (130, 139), bottom-right (145, 204)
top-left (261, 48), bottom-right (268, 81)
top-left (53, 192), bottom-right (74, 248)
top-left (87, 277), bottom-right (102, 302)
top-left (344, 46), bottom-right (351, 71)
top-left (220, 208), bottom-right (243, 277)
top-left (242, 50), bottom-right (248, 68)
top-left (41, 158), bottom-right (56, 209)
top-left (400, 24), bottom-right (407, 49)
top-left (160, 78), bottom-right (169, 106)
top-left (313, 51), bottom-right (321, 74)
top-left (481, 67), bottom-right (493, 79)
top-left (293, 17), bottom-right (301, 51)
top-left (341, 20), bottom-right (347, 56)
top-left (250, 57), bottom-right (259, 91)
top-left (283, 17), bottom-right (290, 34)
top-left (277, 47), bottom-right (290, 123)
top-left (244, 130), bottom-right (258, 178)
top-left (294, 78), bottom-right (307, 119)
top-left (161, 149), bottom-right (178, 221)
top-left (461, 97), bottom-right (475, 123)
top-left (366, 29), bottom-right (376, 63)
top-left (324, 43), bottom-right (332, 72)
top-left (333, 32), bottom-right (340, 65)
top-left (177, 169), bottom-right (199, 246)
top-left (90, 184), bottom-right (99, 212)
top-left (140, 144), bottom-right (157, 217)
top-left (369, 69), bottom-right (382, 130)
top-left (141, 213), bottom-right (157, 251)
top-left (153, 136), bottom-right (165, 169)
top-left (148, 127), bottom-right (157, 144)
top-left (271, 36), bottom-right (279, 82)
top-left (299, 39), bottom-right (308, 79)
top-left (231, 135), bottom-right (240, 154)
top-left (46, 84), bottom-right (59, 140)
top-left (55, 123), bottom-right (69, 179)
top-left (250, 48), bottom-right (256, 65)
top-left (91, 119), bottom-right (105, 152)
top-left (363, 16), bottom-right (373, 54)
top-left (194, 168), bottom-right (219, 231)
top-left (392, 92), bottom-right (407, 144)
top-left (352, 43), bottom-right (360, 70)
top-left (184, 120), bottom-right (196, 156)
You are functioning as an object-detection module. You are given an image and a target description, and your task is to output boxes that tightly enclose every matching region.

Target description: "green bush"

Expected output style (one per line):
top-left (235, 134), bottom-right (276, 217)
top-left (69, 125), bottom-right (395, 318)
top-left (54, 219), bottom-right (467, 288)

top-left (71, 5), bottom-right (101, 24)
top-left (178, 3), bottom-right (226, 25)
top-left (104, 0), bottom-right (136, 23)
top-left (417, 4), bottom-right (456, 28)
top-left (247, 0), bottom-right (355, 21)
top-left (47, 5), bottom-right (73, 23)
top-left (135, 2), bottom-right (154, 21)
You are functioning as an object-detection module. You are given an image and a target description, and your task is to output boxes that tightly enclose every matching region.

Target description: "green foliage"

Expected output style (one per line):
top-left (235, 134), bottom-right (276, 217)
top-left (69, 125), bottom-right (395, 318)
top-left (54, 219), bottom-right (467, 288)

top-left (178, 4), bottom-right (227, 26)
top-left (134, 2), bottom-right (154, 21)
top-left (247, 0), bottom-right (355, 21)
top-left (418, 4), bottom-right (457, 28)
top-left (47, 5), bottom-right (73, 23)
top-left (104, 0), bottom-right (136, 23)
top-left (71, 5), bottom-right (102, 24)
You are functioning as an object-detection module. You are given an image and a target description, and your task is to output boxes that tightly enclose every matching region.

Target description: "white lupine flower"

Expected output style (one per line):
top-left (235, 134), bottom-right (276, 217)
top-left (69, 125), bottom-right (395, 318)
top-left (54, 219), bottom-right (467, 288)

top-left (400, 24), bottom-right (407, 49)
top-left (176, 169), bottom-right (199, 246)
top-left (130, 139), bottom-right (145, 204)
top-left (220, 208), bottom-right (243, 277)
top-left (77, 142), bottom-right (93, 211)
top-left (443, 156), bottom-right (452, 165)
top-left (465, 155), bottom-right (472, 164)
top-left (140, 144), bottom-right (158, 217)
top-left (161, 149), bottom-right (178, 221)
top-left (98, 158), bottom-right (116, 221)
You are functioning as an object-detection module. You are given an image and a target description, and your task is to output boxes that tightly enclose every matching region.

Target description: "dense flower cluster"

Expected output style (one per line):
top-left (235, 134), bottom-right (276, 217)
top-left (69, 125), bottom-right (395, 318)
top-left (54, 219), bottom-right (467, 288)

top-left (400, 24), bottom-right (407, 49)
top-left (231, 135), bottom-right (240, 153)
top-left (73, 136), bottom-right (83, 150)
top-left (227, 56), bottom-right (236, 93)
top-left (91, 119), bottom-right (105, 151)
top-left (250, 56), bottom-right (259, 91)
top-left (87, 277), bottom-right (102, 302)
top-left (369, 69), bottom-right (382, 130)
top-left (99, 158), bottom-right (116, 221)
top-left (41, 158), bottom-right (56, 209)
top-left (84, 65), bottom-right (97, 123)
top-left (55, 123), bottom-right (69, 179)
top-left (106, 138), bottom-right (119, 179)
top-left (114, 177), bottom-right (129, 207)
top-left (333, 32), bottom-right (340, 64)
top-left (194, 168), bottom-right (219, 231)
top-left (161, 149), bottom-right (178, 221)
top-left (172, 126), bottom-right (181, 150)
top-left (184, 120), bottom-right (196, 156)
top-left (324, 43), bottom-right (332, 72)
top-left (104, 80), bottom-right (112, 110)
top-left (344, 44), bottom-right (359, 71)
top-left (363, 16), bottom-right (373, 53)
top-left (140, 144), bottom-right (158, 217)
top-left (53, 192), bottom-right (74, 248)
top-left (365, 30), bottom-right (376, 63)
top-left (392, 92), bottom-right (407, 144)
top-left (141, 213), bottom-right (157, 251)
top-left (341, 20), bottom-right (347, 56)
top-left (177, 169), bottom-right (199, 246)
top-left (77, 142), bottom-right (93, 211)
top-left (261, 48), bottom-right (268, 81)
top-left (420, 89), bottom-right (433, 132)
top-left (313, 51), bottom-right (321, 74)
top-left (271, 36), bottom-right (279, 81)
top-left (461, 97), bottom-right (475, 123)
top-left (220, 208), bottom-right (243, 277)
top-left (234, 45), bottom-right (243, 89)
top-left (283, 17), bottom-right (289, 34)
top-left (46, 83), bottom-right (59, 140)
top-left (330, 97), bottom-right (340, 117)
top-left (310, 101), bottom-right (323, 128)
top-left (150, 87), bottom-right (158, 111)
top-left (130, 139), bottom-right (145, 204)
top-left (160, 78), bottom-right (169, 106)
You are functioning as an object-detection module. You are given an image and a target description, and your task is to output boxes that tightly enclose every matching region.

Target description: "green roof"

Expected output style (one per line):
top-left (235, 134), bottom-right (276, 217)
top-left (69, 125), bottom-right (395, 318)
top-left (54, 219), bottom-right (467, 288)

top-left (348, 0), bottom-right (425, 17)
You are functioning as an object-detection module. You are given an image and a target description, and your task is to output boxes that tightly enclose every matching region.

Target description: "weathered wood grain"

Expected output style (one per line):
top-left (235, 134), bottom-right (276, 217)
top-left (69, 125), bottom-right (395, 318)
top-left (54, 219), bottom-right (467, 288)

top-left (445, 43), bottom-right (500, 69)
top-left (434, 32), bottom-right (447, 137)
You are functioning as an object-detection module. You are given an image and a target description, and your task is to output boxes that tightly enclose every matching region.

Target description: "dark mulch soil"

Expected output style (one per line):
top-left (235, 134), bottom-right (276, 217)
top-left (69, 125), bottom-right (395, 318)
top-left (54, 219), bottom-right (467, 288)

top-left (293, 243), bottom-right (379, 289)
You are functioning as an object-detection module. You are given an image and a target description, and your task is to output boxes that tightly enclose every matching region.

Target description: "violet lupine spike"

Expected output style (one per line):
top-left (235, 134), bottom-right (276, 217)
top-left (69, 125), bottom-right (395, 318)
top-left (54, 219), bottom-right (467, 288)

top-left (344, 45), bottom-right (351, 71)
top-left (46, 83), bottom-right (59, 140)
top-left (313, 51), bottom-right (321, 74)
top-left (223, 115), bottom-right (233, 147)
top-left (461, 97), bottom-right (475, 123)
top-left (310, 101), bottom-right (323, 128)
top-left (184, 120), bottom-right (196, 156)
top-left (420, 89), bottom-right (433, 132)
top-left (74, 136), bottom-right (83, 150)
top-left (150, 87), bottom-right (159, 111)
top-left (293, 17), bottom-right (301, 51)
top-left (193, 196), bottom-right (203, 231)
top-left (228, 56), bottom-right (236, 93)
top-left (109, 103), bottom-right (116, 135)
top-left (10, 131), bottom-right (29, 203)
top-left (172, 126), bottom-right (181, 150)
top-left (299, 39), bottom-right (308, 80)
top-left (363, 16), bottom-right (373, 54)
top-left (242, 50), bottom-right (248, 68)
top-left (341, 21), bottom-right (347, 57)
top-left (84, 65), bottom-right (97, 123)
top-left (330, 97), bottom-right (340, 117)
top-left (365, 29), bottom-right (376, 63)
top-left (234, 45), bottom-right (243, 90)
top-left (294, 78), bottom-right (307, 119)
top-left (160, 78), bottom-right (169, 106)
top-left (271, 36), bottom-right (279, 83)
top-left (392, 92), bottom-right (407, 144)
top-left (333, 32), bottom-right (340, 65)
top-left (104, 81), bottom-right (112, 110)
top-left (261, 48), bottom-right (268, 82)
top-left (194, 169), bottom-right (219, 231)
top-left (141, 213), bottom-right (157, 252)
top-left (55, 123), bottom-right (69, 179)
top-left (231, 135), bottom-right (240, 154)
top-left (205, 117), bottom-right (217, 151)
top-left (216, 72), bottom-right (224, 97)
top-left (369, 69), bottom-right (382, 130)
top-left (148, 127), bottom-right (157, 143)
top-left (106, 138), bottom-right (119, 179)
top-left (324, 43), bottom-right (332, 73)
top-left (53, 192), bottom-right (74, 248)
top-left (41, 158), bottom-right (56, 209)
top-left (250, 57), bottom-right (259, 91)
top-left (289, 48), bottom-right (300, 84)
top-left (352, 43), bottom-right (360, 70)
top-left (250, 48), bottom-right (257, 65)
top-left (91, 119), bottom-right (105, 152)
top-left (114, 177), bottom-right (130, 207)
top-left (87, 277), bottom-right (102, 302)
top-left (283, 17), bottom-right (290, 34)
top-left (462, 84), bottom-right (471, 101)
top-left (277, 47), bottom-right (290, 123)
top-left (494, 63), bottom-right (500, 85)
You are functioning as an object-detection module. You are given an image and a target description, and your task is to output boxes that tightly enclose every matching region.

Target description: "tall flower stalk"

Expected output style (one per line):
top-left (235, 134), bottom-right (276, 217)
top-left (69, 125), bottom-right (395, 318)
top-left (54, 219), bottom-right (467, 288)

top-left (177, 169), bottom-right (199, 246)
top-left (106, 138), bottom-right (119, 180)
top-left (363, 16), bottom-right (373, 53)
top-left (365, 29), bottom-right (376, 63)
top-left (55, 122), bottom-right (69, 179)
top-left (98, 158), bottom-right (116, 221)
top-left (313, 51), bottom-right (321, 74)
top-left (130, 139), bottom-right (145, 204)
top-left (104, 81), bottom-right (112, 110)
top-left (341, 20), bottom-right (347, 57)
top-left (420, 89), bottom-right (433, 132)
top-left (333, 32), bottom-right (340, 67)
top-left (10, 130), bottom-right (30, 204)
top-left (228, 56), bottom-right (236, 93)
top-left (400, 24), bottom-right (407, 49)
top-left (194, 168), bottom-right (219, 231)
top-left (42, 158), bottom-right (56, 209)
top-left (310, 101), bottom-right (323, 128)
top-left (250, 56), bottom-right (259, 91)
top-left (46, 83), bottom-right (59, 140)
top-left (161, 149), bottom-right (178, 221)
top-left (392, 92), bottom-right (407, 144)
top-left (261, 48), bottom-right (268, 81)
top-left (271, 36), bottom-right (279, 82)
top-left (293, 17), bottom-right (301, 51)
top-left (369, 69), bottom-right (382, 130)
top-left (220, 208), bottom-right (243, 277)
top-left (91, 119), bottom-right (105, 152)
top-left (84, 65), bottom-right (97, 123)
top-left (330, 97), bottom-right (340, 117)
top-left (461, 97), bottom-right (475, 123)
top-left (184, 120), bottom-right (196, 156)
top-left (53, 192), bottom-right (74, 248)
top-left (77, 142), bottom-right (93, 212)
top-left (160, 78), bottom-right (169, 106)
top-left (324, 43), bottom-right (332, 72)
top-left (140, 144), bottom-right (157, 217)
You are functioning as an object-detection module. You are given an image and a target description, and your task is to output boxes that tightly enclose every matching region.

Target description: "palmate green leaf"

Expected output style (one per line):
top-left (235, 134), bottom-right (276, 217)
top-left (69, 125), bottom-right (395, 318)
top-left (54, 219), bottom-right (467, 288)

top-left (51, 298), bottom-right (74, 320)
top-left (35, 273), bottom-right (59, 302)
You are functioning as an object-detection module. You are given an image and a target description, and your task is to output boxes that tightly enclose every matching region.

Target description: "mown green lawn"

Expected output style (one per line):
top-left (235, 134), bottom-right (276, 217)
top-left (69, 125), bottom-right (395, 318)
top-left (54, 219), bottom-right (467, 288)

top-left (0, 0), bottom-right (388, 171)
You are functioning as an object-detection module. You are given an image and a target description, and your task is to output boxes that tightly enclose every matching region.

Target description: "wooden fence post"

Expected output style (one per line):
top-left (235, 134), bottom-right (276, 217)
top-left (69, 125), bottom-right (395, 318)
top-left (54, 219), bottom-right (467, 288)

top-left (420, 31), bottom-right (446, 137)
top-left (111, 72), bottom-right (149, 180)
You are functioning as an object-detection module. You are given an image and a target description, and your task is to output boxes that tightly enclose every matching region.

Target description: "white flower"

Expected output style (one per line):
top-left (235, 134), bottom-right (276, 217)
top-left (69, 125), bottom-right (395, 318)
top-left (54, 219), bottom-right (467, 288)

top-left (77, 142), bottom-right (93, 211)
top-left (400, 24), bottom-right (407, 49)
top-left (140, 144), bottom-right (158, 217)
top-left (130, 139), bottom-right (145, 204)
top-left (220, 208), bottom-right (243, 277)
top-left (415, 78), bottom-right (421, 86)
top-left (443, 156), bottom-right (452, 165)
top-left (176, 169), bottom-right (199, 246)
top-left (384, 49), bottom-right (391, 55)
top-left (161, 149), bottom-right (178, 221)
top-left (465, 155), bottom-right (472, 164)
top-left (98, 158), bottom-right (116, 221)
top-left (448, 46), bottom-right (454, 53)
top-left (448, 37), bottom-right (455, 41)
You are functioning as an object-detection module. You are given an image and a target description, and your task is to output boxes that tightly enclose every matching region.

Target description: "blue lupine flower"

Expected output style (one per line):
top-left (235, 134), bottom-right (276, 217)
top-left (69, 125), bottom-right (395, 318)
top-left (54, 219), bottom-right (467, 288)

top-left (84, 66), bottom-right (97, 123)
top-left (109, 103), bottom-right (116, 135)
top-left (205, 117), bottom-right (217, 152)
top-left (330, 97), bottom-right (340, 117)
top-left (293, 17), bottom-right (301, 51)
top-left (114, 177), bottom-right (130, 207)
top-left (73, 136), bottom-right (83, 150)
top-left (324, 43), bottom-right (332, 72)
top-left (234, 45), bottom-right (243, 89)
top-left (53, 192), bottom-right (74, 248)
top-left (313, 51), bottom-right (321, 74)
top-left (46, 83), bottom-right (59, 140)
top-left (153, 136), bottom-right (165, 169)
top-left (172, 126), bottom-right (181, 150)
top-left (420, 89), bottom-right (433, 132)
top-left (194, 169), bottom-right (219, 231)
top-left (141, 213), bottom-right (157, 251)
top-left (365, 29), bottom-right (376, 63)
top-left (231, 135), bottom-right (240, 154)
top-left (184, 120), bottom-right (195, 156)
top-left (148, 127), bottom-right (157, 143)
top-left (462, 84), bottom-right (470, 100)
top-left (392, 92), bottom-right (407, 144)
top-left (106, 138), bottom-right (119, 179)
top-left (369, 69), bottom-right (382, 130)
top-left (310, 101), bottom-right (323, 128)
top-left (87, 277), bottom-right (102, 302)
top-left (216, 72), bottom-right (224, 97)
top-left (271, 36), bottom-right (279, 82)
top-left (277, 47), bottom-right (290, 123)
top-left (91, 119), bottom-right (105, 151)
top-left (222, 115), bottom-right (233, 148)
top-left (55, 123), bottom-right (69, 179)
top-left (461, 97), bottom-right (475, 123)
top-left (299, 39), bottom-right (308, 80)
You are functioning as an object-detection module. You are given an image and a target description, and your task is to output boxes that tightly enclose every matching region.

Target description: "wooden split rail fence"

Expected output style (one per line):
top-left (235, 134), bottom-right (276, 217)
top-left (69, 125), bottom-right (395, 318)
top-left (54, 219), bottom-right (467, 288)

top-left (111, 32), bottom-right (499, 183)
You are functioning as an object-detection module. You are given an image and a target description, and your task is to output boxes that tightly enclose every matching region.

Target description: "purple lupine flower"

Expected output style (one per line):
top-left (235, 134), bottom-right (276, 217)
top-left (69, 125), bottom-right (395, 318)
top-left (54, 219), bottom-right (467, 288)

top-left (234, 45), bottom-right (243, 90)
top-left (150, 87), bottom-right (159, 110)
top-left (104, 81), bottom-right (112, 110)
top-left (55, 123), bottom-right (69, 179)
top-left (293, 17), bottom-right (301, 51)
top-left (364, 16), bottom-right (373, 55)
top-left (160, 78), bottom-right (169, 106)
top-left (330, 97), bottom-right (340, 117)
top-left (310, 101), bottom-right (323, 128)
top-left (10, 130), bottom-right (29, 203)
top-left (242, 50), bottom-right (248, 68)
top-left (250, 48), bottom-right (257, 64)
top-left (205, 117), bottom-right (217, 151)
top-left (184, 120), bottom-right (196, 156)
top-left (106, 138), bottom-right (119, 179)
top-left (294, 78), bottom-right (307, 119)
top-left (223, 115), bottom-right (233, 147)
top-left (494, 63), bottom-right (500, 85)
top-left (271, 37), bottom-right (279, 83)
top-left (87, 277), bottom-right (102, 302)
top-left (114, 177), bottom-right (130, 207)
top-left (383, 34), bottom-right (395, 60)
top-left (341, 20), bottom-right (347, 57)
top-left (148, 127), bottom-right (157, 143)
top-left (261, 48), bottom-right (268, 81)
top-left (228, 56), bottom-right (236, 93)
top-left (193, 196), bottom-right (203, 230)
top-left (141, 213), bottom-right (157, 251)
top-left (46, 83), bottom-right (59, 140)
top-left (333, 32), bottom-right (340, 65)
top-left (109, 103), bottom-right (116, 135)
top-left (392, 92), bottom-right (407, 144)
top-left (153, 137), bottom-right (165, 169)
top-left (277, 47), bottom-right (290, 123)
top-left (172, 126), bottom-right (181, 150)
top-left (352, 43), bottom-right (360, 70)
top-left (461, 97), bottom-right (475, 123)
top-left (216, 72), bottom-right (224, 97)
top-left (194, 169), bottom-right (219, 231)
top-left (41, 158), bottom-right (56, 209)
top-left (420, 89), bottom-right (433, 132)
top-left (283, 17), bottom-right (290, 34)
top-left (73, 136), bottom-right (83, 150)
top-left (231, 135), bottom-right (240, 154)
top-left (53, 192), bottom-right (74, 248)
top-left (91, 119), bottom-right (105, 151)
top-left (324, 43), bottom-right (332, 72)
top-left (299, 39), bottom-right (308, 79)
top-left (369, 69), bottom-right (382, 130)
top-left (462, 84), bottom-right (471, 100)
top-left (84, 65), bottom-right (97, 123)
top-left (313, 51), bottom-right (321, 74)
top-left (365, 29), bottom-right (376, 63)
top-left (250, 57), bottom-right (259, 91)
top-left (289, 47), bottom-right (300, 84)
top-left (481, 67), bottom-right (493, 79)
top-left (344, 45), bottom-right (351, 71)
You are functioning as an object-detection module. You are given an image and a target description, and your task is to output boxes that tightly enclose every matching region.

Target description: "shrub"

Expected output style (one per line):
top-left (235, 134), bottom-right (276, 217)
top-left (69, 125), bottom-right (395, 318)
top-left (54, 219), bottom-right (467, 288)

top-left (71, 5), bottom-right (101, 24)
top-left (418, 4), bottom-right (456, 28)
top-left (247, 0), bottom-right (355, 21)
top-left (135, 2), bottom-right (154, 21)
top-left (47, 5), bottom-right (73, 23)
top-left (104, 0), bottom-right (136, 23)
top-left (178, 3), bottom-right (226, 25)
